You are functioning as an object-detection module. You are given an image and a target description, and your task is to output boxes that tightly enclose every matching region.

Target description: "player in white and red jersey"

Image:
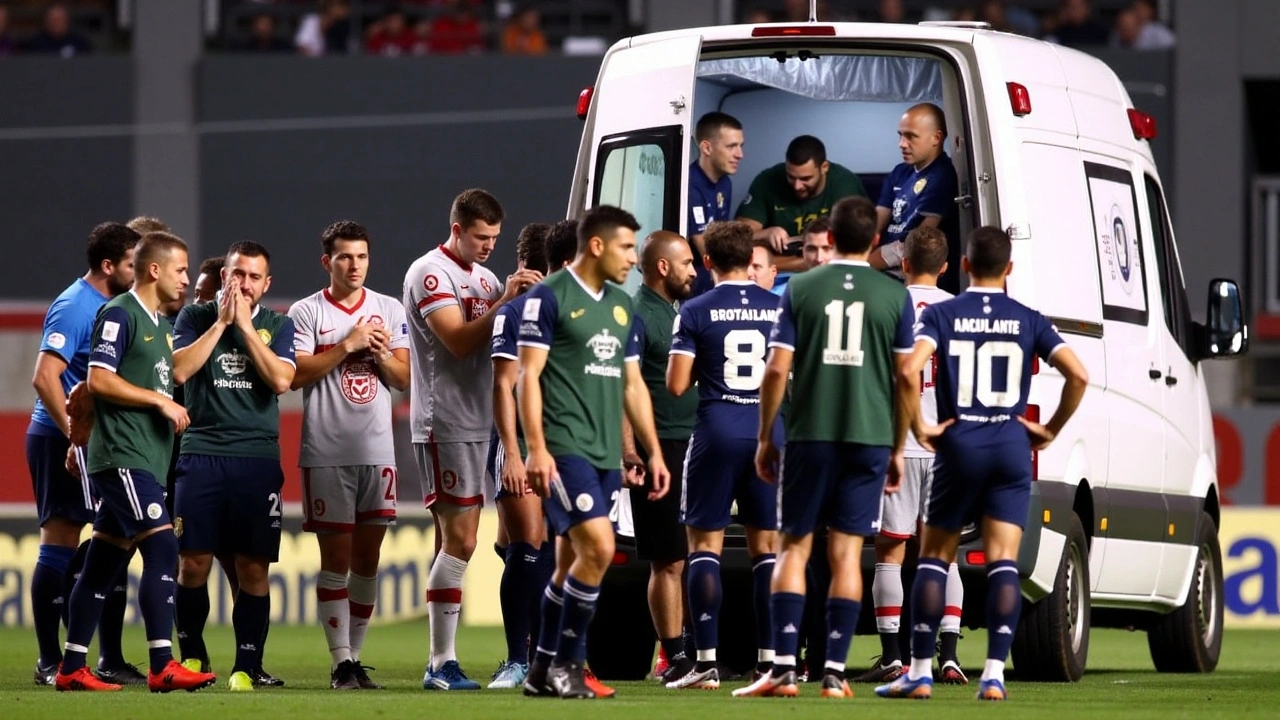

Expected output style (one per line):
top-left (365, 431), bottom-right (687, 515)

top-left (288, 221), bottom-right (410, 691)
top-left (402, 189), bottom-right (542, 690)
top-left (858, 225), bottom-right (966, 685)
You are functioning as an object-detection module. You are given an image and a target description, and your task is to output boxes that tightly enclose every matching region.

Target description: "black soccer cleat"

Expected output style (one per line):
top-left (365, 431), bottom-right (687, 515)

top-left (253, 667), bottom-right (286, 687)
top-left (548, 661), bottom-right (596, 699)
top-left (96, 661), bottom-right (148, 686)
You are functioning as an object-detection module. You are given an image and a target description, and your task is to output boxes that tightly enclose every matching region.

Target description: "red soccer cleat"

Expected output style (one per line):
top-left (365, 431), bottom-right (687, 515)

top-left (583, 666), bottom-right (616, 699)
top-left (56, 666), bottom-right (122, 692)
top-left (652, 646), bottom-right (670, 680)
top-left (148, 659), bottom-right (217, 693)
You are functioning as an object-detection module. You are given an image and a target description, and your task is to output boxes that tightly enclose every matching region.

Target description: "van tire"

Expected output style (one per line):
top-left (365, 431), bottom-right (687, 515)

top-left (1011, 513), bottom-right (1091, 682)
top-left (1147, 512), bottom-right (1224, 673)
top-left (586, 572), bottom-right (655, 680)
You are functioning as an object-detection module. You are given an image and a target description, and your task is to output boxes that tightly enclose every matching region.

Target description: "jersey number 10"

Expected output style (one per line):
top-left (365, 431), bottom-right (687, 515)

top-left (949, 340), bottom-right (1024, 408)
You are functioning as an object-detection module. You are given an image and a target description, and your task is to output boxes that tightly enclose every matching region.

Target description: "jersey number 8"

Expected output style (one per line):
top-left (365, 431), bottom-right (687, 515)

top-left (723, 329), bottom-right (766, 391)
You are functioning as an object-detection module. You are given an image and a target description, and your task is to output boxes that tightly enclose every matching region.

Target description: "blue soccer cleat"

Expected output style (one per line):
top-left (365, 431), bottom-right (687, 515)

top-left (875, 673), bottom-right (933, 699)
top-left (423, 660), bottom-right (481, 690)
top-left (488, 660), bottom-right (528, 689)
top-left (976, 678), bottom-right (1008, 701)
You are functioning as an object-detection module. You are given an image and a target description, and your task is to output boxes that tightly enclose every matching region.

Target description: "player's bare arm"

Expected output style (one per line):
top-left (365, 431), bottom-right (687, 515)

top-left (87, 366), bottom-right (189, 434)
top-left (290, 316), bottom-right (380, 390)
top-left (66, 380), bottom-right (94, 445)
top-left (1018, 345), bottom-right (1089, 450)
top-left (754, 346), bottom-right (793, 484)
top-left (32, 351), bottom-right (72, 437)
top-left (230, 290), bottom-right (295, 394)
top-left (371, 343), bottom-right (410, 391)
top-left (173, 277), bottom-right (237, 384)
top-left (492, 355), bottom-right (528, 495)
top-left (623, 360), bottom-right (670, 501)
top-left (665, 352), bottom-right (695, 397)
top-left (517, 344), bottom-right (556, 498)
top-left (619, 415), bottom-right (645, 487)
top-left (427, 269), bottom-right (543, 359)
top-left (869, 206), bottom-right (894, 269)
top-left (901, 338), bottom-right (953, 452)
top-left (885, 352), bottom-right (915, 494)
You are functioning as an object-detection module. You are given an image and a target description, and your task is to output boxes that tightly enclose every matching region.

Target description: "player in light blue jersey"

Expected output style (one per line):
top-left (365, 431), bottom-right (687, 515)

top-left (877, 226), bottom-right (1089, 702)
top-left (665, 220), bottom-right (781, 690)
top-left (26, 222), bottom-right (140, 686)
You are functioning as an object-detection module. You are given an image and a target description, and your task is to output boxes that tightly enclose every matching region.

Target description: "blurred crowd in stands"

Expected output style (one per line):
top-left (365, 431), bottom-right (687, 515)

top-left (0, 0), bottom-right (1176, 58)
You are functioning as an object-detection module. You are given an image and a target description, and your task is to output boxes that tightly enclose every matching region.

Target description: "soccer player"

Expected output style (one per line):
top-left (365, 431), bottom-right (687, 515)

top-left (858, 226), bottom-right (966, 684)
top-left (55, 231), bottom-right (216, 693)
top-left (625, 230), bottom-right (698, 684)
top-left (289, 221), bottom-right (410, 690)
top-left (664, 220), bottom-right (780, 690)
top-left (688, 111), bottom-right (744, 297)
top-left (747, 240), bottom-right (777, 292)
top-left (876, 226), bottom-right (1088, 701)
top-left (171, 241), bottom-right (297, 692)
top-left (517, 205), bottom-right (671, 699)
top-left (734, 196), bottom-right (915, 700)
top-left (194, 256), bottom-right (224, 303)
top-left (28, 222), bottom-right (140, 686)
top-left (402, 188), bottom-right (542, 690)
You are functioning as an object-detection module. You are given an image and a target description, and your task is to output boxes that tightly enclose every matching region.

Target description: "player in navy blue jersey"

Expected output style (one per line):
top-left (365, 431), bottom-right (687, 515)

top-left (877, 226), bottom-right (1088, 702)
top-left (664, 220), bottom-right (781, 690)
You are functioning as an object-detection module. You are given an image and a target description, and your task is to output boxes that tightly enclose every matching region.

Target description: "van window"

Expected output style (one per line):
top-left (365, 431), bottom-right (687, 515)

top-left (593, 127), bottom-right (683, 293)
top-left (1144, 175), bottom-right (1195, 359)
top-left (1085, 162), bottom-right (1149, 326)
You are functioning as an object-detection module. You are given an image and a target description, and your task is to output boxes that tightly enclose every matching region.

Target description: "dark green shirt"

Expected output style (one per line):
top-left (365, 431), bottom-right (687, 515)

top-left (737, 162), bottom-right (868, 236)
top-left (86, 292), bottom-right (176, 482)
top-left (633, 285), bottom-right (697, 441)
top-left (173, 300), bottom-right (296, 459)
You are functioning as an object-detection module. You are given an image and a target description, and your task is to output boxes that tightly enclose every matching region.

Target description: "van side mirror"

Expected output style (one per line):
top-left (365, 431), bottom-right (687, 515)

top-left (1197, 279), bottom-right (1249, 359)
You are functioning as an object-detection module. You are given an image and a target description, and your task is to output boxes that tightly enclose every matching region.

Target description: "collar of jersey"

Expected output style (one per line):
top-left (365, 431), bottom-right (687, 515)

top-left (828, 259), bottom-right (871, 267)
top-left (965, 287), bottom-right (1005, 294)
top-left (567, 267), bottom-right (604, 301)
top-left (128, 289), bottom-right (160, 326)
top-left (438, 242), bottom-right (473, 273)
top-left (718, 280), bottom-right (756, 286)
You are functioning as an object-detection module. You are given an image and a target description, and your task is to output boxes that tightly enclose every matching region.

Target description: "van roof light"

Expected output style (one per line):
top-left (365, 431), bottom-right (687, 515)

top-left (1127, 108), bottom-right (1157, 140)
top-left (750, 25), bottom-right (836, 37)
top-left (576, 86), bottom-right (593, 121)
top-left (1007, 82), bottom-right (1032, 116)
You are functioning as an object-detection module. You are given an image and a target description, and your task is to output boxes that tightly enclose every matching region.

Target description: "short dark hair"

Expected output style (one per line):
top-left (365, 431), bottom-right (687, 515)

top-left (785, 135), bottom-right (827, 167)
top-left (126, 216), bottom-right (169, 235)
top-left (966, 225), bottom-right (1012, 279)
top-left (577, 205), bottom-right (640, 253)
top-left (695, 112), bottom-right (743, 144)
top-left (516, 222), bottom-right (552, 274)
top-left (321, 220), bottom-right (370, 256)
top-left (703, 221), bottom-right (754, 273)
top-left (544, 219), bottom-right (579, 269)
top-left (135, 231), bottom-right (188, 272)
top-left (905, 226), bottom-right (949, 276)
top-left (198, 256), bottom-right (224, 280)
top-left (802, 215), bottom-right (831, 237)
top-left (86, 222), bottom-right (141, 273)
top-left (751, 238), bottom-right (776, 265)
top-left (225, 240), bottom-right (271, 268)
top-left (450, 188), bottom-right (505, 230)
top-left (828, 197), bottom-right (878, 254)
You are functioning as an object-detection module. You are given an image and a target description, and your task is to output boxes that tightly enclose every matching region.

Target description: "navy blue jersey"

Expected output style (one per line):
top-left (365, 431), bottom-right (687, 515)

top-left (490, 294), bottom-right (525, 362)
top-left (670, 281), bottom-right (780, 439)
top-left (915, 289), bottom-right (1067, 446)
top-left (688, 162), bottom-right (733, 297)
top-left (876, 153), bottom-right (958, 247)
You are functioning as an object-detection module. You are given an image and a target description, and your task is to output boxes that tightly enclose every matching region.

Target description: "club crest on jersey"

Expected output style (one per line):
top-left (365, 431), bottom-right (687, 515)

top-left (480, 277), bottom-right (492, 294)
top-left (612, 306), bottom-right (628, 327)
top-left (367, 315), bottom-right (384, 327)
top-left (341, 360), bottom-right (378, 405)
top-left (465, 297), bottom-right (491, 321)
top-left (166, 333), bottom-right (173, 350)
top-left (913, 177), bottom-right (928, 194)
top-left (173, 517), bottom-right (183, 537)
top-left (257, 328), bottom-right (272, 345)
top-left (424, 274), bottom-right (440, 292)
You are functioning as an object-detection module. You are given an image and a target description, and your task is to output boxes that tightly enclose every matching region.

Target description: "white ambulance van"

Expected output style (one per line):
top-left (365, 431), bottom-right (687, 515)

top-left (569, 16), bottom-right (1249, 682)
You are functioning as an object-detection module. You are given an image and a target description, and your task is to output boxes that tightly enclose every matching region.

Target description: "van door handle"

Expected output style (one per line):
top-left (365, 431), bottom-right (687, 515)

top-left (1148, 369), bottom-right (1162, 380)
top-left (1165, 375), bottom-right (1178, 386)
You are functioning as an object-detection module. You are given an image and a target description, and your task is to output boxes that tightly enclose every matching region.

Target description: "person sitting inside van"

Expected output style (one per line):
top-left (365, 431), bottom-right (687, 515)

top-left (869, 103), bottom-right (959, 286)
top-left (770, 215), bottom-right (835, 297)
top-left (736, 135), bottom-right (867, 276)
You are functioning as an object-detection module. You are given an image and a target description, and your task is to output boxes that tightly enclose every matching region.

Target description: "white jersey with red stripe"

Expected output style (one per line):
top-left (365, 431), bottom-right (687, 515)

top-left (288, 287), bottom-right (410, 467)
top-left (905, 283), bottom-right (954, 459)
top-left (402, 243), bottom-right (502, 443)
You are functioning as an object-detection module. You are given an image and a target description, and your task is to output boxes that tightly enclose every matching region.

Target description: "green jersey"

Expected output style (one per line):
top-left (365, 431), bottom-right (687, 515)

top-left (633, 285), bottom-right (696, 441)
top-left (86, 291), bottom-right (176, 481)
top-left (518, 269), bottom-right (639, 470)
top-left (173, 300), bottom-right (297, 459)
top-left (767, 261), bottom-right (916, 445)
top-left (736, 162), bottom-right (868, 237)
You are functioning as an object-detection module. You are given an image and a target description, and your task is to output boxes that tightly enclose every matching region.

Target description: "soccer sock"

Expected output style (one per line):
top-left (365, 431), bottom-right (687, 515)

top-left (823, 597), bottom-right (861, 676)
top-left (686, 551), bottom-right (721, 667)
top-left (32, 544), bottom-right (75, 666)
top-left (348, 572), bottom-right (377, 662)
top-left (554, 575), bottom-right (599, 664)
top-left (175, 582), bottom-right (210, 664)
top-left (770, 591), bottom-right (805, 674)
top-left (232, 591), bottom-right (270, 674)
top-left (136, 532), bottom-right (178, 674)
top-left (501, 542), bottom-right (540, 663)
top-left (909, 558), bottom-right (949, 680)
top-left (659, 636), bottom-right (687, 667)
top-left (984, 560), bottom-right (1021, 682)
top-left (872, 562), bottom-right (904, 665)
top-left (426, 551), bottom-right (467, 669)
top-left (61, 540), bottom-right (130, 674)
top-left (258, 617), bottom-right (271, 670)
top-left (97, 553), bottom-right (133, 667)
top-left (751, 553), bottom-right (775, 669)
top-left (528, 542), bottom-right (555, 664)
top-left (494, 542), bottom-right (507, 562)
top-left (534, 582), bottom-right (564, 662)
top-left (60, 541), bottom-right (91, 626)
top-left (940, 562), bottom-right (963, 661)
top-left (316, 570), bottom-right (351, 668)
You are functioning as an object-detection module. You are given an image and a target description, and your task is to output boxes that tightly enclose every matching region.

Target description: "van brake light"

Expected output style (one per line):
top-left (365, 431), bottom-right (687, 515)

top-left (1127, 108), bottom-right (1157, 140)
top-left (1007, 82), bottom-right (1032, 116)
top-left (576, 86), bottom-right (594, 120)
top-left (751, 25), bottom-right (836, 37)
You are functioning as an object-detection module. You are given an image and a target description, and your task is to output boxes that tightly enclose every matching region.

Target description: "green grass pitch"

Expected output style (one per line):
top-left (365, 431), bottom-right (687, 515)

top-left (1, 623), bottom-right (1277, 719)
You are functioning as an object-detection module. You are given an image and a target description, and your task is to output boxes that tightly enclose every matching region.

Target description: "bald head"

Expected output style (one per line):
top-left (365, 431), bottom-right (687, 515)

top-left (641, 230), bottom-right (696, 301)
top-left (898, 102), bottom-right (948, 169)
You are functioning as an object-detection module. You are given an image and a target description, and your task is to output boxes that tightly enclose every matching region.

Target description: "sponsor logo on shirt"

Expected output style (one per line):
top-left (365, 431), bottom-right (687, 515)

top-left (424, 274), bottom-right (439, 292)
top-left (570, 308), bottom-right (585, 319)
top-left (93, 342), bottom-right (117, 359)
top-left (154, 357), bottom-right (172, 392)
top-left (46, 332), bottom-right (66, 350)
top-left (584, 329), bottom-right (623, 378)
top-left (101, 321), bottom-right (120, 342)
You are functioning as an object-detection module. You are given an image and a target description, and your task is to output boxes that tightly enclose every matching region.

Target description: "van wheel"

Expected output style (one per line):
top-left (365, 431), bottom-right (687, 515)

top-left (1010, 513), bottom-right (1090, 682)
top-left (586, 572), bottom-right (655, 680)
top-left (1147, 512), bottom-right (1223, 673)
